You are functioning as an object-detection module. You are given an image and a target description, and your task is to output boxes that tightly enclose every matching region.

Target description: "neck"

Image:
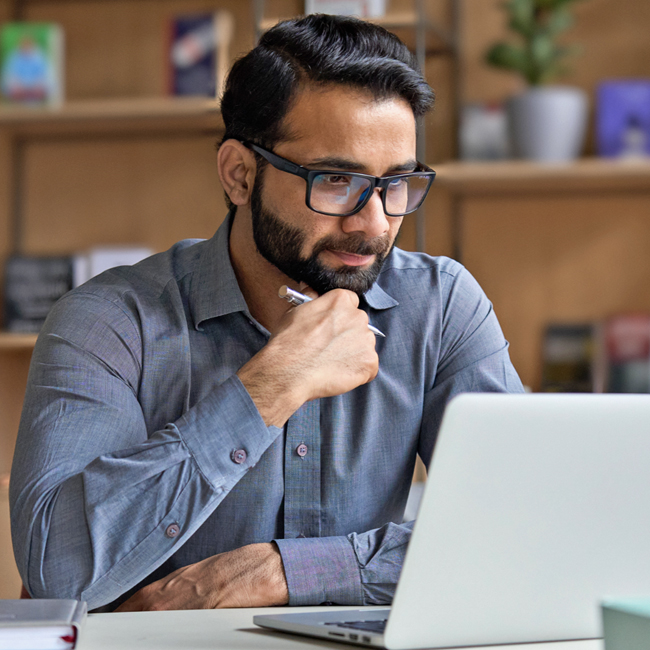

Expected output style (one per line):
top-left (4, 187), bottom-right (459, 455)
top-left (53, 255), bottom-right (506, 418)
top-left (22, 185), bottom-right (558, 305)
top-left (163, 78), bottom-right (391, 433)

top-left (229, 207), bottom-right (297, 333)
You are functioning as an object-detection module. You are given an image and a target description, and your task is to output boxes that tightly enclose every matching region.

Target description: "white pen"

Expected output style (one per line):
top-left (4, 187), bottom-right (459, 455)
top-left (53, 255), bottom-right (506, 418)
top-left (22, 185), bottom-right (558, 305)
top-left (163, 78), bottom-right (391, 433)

top-left (278, 285), bottom-right (386, 338)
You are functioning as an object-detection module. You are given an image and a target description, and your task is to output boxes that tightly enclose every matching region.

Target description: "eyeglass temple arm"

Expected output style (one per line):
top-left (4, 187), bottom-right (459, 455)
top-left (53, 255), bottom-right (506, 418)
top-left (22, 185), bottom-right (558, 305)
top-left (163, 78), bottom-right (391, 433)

top-left (243, 141), bottom-right (311, 181)
top-left (244, 140), bottom-right (434, 177)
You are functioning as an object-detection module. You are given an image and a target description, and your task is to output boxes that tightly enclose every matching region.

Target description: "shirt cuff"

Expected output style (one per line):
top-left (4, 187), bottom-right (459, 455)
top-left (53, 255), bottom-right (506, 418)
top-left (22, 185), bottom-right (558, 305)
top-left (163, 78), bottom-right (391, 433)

top-left (275, 536), bottom-right (364, 606)
top-left (177, 374), bottom-right (282, 488)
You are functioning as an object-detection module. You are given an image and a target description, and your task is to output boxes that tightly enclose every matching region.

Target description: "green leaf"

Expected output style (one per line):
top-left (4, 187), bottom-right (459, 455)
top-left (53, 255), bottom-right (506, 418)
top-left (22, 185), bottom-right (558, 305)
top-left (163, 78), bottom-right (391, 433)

top-left (485, 42), bottom-right (529, 76)
top-left (552, 0), bottom-right (584, 8)
top-left (507, 0), bottom-right (536, 36)
top-left (485, 0), bottom-right (586, 85)
top-left (530, 33), bottom-right (556, 67)
top-left (546, 8), bottom-right (574, 35)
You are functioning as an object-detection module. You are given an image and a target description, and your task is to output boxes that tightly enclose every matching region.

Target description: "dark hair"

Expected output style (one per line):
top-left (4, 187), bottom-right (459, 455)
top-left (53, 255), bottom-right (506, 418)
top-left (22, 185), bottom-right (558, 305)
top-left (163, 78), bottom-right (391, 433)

top-left (220, 14), bottom-right (435, 149)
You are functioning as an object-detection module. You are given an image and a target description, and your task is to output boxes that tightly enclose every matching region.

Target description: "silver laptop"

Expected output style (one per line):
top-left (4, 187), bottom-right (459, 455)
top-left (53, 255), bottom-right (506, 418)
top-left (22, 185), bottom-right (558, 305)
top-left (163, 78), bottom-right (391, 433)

top-left (255, 393), bottom-right (650, 649)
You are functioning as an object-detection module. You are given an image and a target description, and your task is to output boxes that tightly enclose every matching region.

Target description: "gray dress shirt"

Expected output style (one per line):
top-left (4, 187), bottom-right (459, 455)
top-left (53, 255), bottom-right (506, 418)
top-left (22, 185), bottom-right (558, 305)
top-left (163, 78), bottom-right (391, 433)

top-left (10, 214), bottom-right (523, 611)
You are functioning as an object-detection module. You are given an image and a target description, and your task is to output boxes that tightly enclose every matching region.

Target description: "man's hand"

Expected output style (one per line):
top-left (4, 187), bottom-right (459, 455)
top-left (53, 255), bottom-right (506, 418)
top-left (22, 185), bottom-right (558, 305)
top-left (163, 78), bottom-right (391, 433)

top-left (238, 288), bottom-right (379, 427)
top-left (115, 542), bottom-right (288, 612)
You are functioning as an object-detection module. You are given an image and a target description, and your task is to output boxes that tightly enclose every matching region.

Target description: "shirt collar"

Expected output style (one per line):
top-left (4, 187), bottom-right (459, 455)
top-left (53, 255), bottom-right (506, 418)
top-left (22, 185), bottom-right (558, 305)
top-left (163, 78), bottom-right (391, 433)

top-left (362, 267), bottom-right (400, 310)
top-left (190, 210), bottom-right (399, 329)
top-left (190, 210), bottom-right (249, 330)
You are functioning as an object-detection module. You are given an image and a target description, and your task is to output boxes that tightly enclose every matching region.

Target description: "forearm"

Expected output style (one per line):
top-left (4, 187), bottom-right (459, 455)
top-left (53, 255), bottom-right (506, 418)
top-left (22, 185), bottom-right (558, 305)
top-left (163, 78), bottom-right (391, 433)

top-left (11, 373), bottom-right (281, 610)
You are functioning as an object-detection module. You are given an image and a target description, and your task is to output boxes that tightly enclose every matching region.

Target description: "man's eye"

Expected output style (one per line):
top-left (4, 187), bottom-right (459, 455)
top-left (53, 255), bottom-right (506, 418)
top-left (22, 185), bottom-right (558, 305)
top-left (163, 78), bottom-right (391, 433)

top-left (321, 174), bottom-right (352, 185)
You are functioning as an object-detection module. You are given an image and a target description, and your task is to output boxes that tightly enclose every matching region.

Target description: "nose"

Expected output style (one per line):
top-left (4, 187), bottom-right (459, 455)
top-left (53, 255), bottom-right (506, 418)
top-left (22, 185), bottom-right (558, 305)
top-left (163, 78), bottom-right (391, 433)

top-left (341, 188), bottom-right (390, 239)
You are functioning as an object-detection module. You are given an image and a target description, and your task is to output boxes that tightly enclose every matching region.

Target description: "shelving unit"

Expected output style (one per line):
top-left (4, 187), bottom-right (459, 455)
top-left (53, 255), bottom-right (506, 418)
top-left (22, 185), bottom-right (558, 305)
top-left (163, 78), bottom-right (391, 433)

top-left (0, 97), bottom-right (223, 135)
top-left (426, 157), bottom-right (650, 393)
top-left (0, 0), bottom-right (243, 596)
top-left (435, 157), bottom-right (650, 193)
top-left (0, 0), bottom-right (238, 478)
top-left (2, 98), bottom-right (225, 253)
top-left (434, 157), bottom-right (650, 261)
top-left (0, 0), bottom-right (648, 598)
top-left (0, 332), bottom-right (38, 350)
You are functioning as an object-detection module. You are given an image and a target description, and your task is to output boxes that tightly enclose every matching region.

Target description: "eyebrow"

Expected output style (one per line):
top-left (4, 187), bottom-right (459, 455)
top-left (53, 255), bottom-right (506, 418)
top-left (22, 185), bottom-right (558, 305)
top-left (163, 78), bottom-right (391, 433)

top-left (306, 156), bottom-right (419, 174)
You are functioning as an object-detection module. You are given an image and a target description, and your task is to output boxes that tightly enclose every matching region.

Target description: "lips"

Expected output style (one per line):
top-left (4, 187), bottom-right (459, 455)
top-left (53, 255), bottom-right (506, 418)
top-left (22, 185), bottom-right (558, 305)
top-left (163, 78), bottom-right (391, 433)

top-left (328, 250), bottom-right (376, 267)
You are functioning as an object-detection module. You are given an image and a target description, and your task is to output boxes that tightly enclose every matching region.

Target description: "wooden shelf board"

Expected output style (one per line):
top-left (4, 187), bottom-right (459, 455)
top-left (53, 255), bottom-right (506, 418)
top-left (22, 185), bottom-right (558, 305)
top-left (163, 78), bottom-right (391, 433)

top-left (433, 157), bottom-right (650, 194)
top-left (0, 333), bottom-right (38, 351)
top-left (0, 97), bottom-right (224, 136)
top-left (261, 11), bottom-right (419, 32)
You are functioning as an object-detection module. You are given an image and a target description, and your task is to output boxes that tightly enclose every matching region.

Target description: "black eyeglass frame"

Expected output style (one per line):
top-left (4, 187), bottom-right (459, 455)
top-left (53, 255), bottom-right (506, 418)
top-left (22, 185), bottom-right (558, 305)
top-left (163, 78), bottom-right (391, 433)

top-left (242, 140), bottom-right (436, 217)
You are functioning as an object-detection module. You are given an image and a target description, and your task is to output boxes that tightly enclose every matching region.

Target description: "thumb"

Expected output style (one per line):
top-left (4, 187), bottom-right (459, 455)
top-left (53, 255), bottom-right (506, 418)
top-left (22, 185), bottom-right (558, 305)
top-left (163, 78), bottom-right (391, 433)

top-left (298, 282), bottom-right (319, 300)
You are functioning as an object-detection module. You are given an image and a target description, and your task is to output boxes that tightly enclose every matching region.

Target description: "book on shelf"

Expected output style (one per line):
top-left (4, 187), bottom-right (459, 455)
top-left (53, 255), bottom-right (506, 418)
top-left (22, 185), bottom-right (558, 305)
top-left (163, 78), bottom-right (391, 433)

top-left (459, 102), bottom-right (509, 161)
top-left (596, 80), bottom-right (650, 159)
top-left (167, 11), bottom-right (234, 98)
top-left (304, 0), bottom-right (387, 18)
top-left (72, 245), bottom-right (153, 288)
top-left (540, 323), bottom-right (599, 393)
top-left (603, 313), bottom-right (650, 393)
top-left (0, 599), bottom-right (86, 650)
top-left (0, 22), bottom-right (64, 106)
top-left (3, 247), bottom-right (153, 334)
top-left (3, 255), bottom-right (73, 334)
top-left (541, 314), bottom-right (650, 394)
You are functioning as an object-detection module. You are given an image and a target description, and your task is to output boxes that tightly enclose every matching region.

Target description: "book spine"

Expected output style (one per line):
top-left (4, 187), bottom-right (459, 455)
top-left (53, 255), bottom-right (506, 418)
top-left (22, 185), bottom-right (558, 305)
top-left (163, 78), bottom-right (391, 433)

top-left (3, 256), bottom-right (73, 333)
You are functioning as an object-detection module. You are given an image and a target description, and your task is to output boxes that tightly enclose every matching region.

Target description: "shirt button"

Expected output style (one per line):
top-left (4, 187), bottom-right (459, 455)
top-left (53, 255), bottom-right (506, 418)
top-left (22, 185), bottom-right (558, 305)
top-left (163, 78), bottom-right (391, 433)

top-left (165, 523), bottom-right (180, 538)
top-left (296, 443), bottom-right (308, 458)
top-left (231, 448), bottom-right (247, 464)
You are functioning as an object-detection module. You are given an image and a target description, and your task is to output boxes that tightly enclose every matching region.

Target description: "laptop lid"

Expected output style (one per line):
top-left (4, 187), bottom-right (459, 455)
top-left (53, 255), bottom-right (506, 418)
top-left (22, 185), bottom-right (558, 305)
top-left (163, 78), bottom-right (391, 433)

top-left (385, 393), bottom-right (650, 650)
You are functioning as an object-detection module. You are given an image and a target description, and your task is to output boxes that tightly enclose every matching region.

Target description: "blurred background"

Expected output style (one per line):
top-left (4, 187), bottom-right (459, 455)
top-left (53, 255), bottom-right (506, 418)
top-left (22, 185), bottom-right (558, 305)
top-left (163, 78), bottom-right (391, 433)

top-left (0, 0), bottom-right (649, 597)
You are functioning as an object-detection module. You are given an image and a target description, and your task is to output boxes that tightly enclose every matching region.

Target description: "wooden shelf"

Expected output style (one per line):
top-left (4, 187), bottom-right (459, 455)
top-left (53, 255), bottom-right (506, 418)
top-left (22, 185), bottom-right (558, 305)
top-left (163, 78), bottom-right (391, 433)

top-left (0, 333), bottom-right (38, 351)
top-left (0, 96), bottom-right (224, 137)
top-left (260, 11), bottom-right (420, 31)
top-left (433, 158), bottom-right (650, 194)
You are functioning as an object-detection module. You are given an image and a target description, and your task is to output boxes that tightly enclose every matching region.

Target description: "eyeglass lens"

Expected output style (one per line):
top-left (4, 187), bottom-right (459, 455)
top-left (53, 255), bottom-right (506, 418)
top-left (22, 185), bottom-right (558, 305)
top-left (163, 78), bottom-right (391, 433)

top-left (309, 173), bottom-right (430, 216)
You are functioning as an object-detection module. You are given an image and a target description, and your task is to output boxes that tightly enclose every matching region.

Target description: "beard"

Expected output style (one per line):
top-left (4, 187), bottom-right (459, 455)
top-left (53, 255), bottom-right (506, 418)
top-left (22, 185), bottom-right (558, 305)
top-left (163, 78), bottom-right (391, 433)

top-left (250, 175), bottom-right (396, 296)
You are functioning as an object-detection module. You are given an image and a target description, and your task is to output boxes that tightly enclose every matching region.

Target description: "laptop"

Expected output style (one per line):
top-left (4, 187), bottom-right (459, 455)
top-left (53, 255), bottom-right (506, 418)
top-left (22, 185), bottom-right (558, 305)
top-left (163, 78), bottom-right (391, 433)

top-left (255, 393), bottom-right (650, 649)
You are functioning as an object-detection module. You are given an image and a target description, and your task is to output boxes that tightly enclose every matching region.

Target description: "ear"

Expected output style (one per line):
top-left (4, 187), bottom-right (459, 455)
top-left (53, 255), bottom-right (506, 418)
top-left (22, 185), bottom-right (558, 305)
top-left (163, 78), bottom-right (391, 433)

top-left (217, 139), bottom-right (258, 206)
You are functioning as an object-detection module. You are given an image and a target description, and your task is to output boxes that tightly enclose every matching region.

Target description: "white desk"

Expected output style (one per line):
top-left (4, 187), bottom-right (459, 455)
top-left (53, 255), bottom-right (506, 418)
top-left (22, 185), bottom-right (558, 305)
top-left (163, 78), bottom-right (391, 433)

top-left (75, 607), bottom-right (605, 650)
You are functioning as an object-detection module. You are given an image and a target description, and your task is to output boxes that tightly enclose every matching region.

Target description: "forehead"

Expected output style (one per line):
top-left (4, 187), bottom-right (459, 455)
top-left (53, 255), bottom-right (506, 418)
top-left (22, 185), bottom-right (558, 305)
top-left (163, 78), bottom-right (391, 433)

top-left (275, 84), bottom-right (417, 167)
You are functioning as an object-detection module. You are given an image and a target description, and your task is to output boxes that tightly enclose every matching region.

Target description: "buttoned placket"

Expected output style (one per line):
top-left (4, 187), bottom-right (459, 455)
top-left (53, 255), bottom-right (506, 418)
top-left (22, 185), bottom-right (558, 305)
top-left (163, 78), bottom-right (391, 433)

top-left (284, 399), bottom-right (321, 539)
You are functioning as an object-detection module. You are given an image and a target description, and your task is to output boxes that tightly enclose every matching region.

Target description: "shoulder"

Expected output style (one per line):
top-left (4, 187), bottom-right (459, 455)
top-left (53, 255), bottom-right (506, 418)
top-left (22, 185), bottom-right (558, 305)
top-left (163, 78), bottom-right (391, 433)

top-left (74, 238), bottom-right (205, 302)
top-left (376, 247), bottom-right (483, 301)
top-left (42, 238), bottom-right (206, 346)
top-left (61, 238), bottom-right (205, 309)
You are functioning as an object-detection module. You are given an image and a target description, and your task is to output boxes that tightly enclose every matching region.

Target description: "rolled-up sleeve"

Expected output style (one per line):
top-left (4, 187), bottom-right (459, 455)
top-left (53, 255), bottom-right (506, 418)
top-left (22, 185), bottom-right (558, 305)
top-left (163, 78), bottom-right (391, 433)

top-left (276, 521), bottom-right (414, 605)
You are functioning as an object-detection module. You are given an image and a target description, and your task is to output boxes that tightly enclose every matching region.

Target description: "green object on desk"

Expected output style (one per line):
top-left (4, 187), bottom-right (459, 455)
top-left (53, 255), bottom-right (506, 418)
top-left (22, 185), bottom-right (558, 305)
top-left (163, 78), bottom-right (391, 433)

top-left (602, 598), bottom-right (650, 650)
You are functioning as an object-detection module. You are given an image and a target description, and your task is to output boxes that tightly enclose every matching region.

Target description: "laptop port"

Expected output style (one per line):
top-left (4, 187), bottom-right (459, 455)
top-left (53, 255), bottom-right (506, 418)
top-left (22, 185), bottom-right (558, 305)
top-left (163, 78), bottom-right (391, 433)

top-left (349, 634), bottom-right (359, 641)
top-left (362, 636), bottom-right (372, 644)
top-left (329, 632), bottom-right (345, 637)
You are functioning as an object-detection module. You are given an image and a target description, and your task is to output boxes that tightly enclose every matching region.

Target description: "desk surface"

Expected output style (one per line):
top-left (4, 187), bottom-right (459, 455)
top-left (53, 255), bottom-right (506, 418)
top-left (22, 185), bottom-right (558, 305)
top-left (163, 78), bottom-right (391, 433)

top-left (76, 607), bottom-right (605, 650)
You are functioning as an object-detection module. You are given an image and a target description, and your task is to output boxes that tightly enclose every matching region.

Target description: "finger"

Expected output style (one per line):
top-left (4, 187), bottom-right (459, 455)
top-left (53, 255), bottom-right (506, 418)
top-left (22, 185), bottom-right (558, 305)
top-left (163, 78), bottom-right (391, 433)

top-left (327, 287), bottom-right (360, 309)
top-left (297, 282), bottom-right (319, 300)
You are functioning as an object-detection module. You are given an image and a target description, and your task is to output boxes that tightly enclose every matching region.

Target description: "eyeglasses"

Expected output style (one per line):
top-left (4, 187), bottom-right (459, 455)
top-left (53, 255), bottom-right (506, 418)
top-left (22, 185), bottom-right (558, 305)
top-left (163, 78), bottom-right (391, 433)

top-left (242, 141), bottom-right (436, 217)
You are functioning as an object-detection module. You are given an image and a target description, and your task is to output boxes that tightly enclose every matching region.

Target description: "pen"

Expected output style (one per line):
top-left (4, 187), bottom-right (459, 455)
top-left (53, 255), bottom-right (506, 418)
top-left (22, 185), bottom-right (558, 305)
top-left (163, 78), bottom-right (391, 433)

top-left (278, 285), bottom-right (386, 338)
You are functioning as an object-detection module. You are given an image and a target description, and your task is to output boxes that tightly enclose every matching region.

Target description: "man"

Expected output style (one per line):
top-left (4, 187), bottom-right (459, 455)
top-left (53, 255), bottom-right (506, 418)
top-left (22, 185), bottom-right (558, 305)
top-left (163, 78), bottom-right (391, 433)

top-left (10, 15), bottom-right (523, 612)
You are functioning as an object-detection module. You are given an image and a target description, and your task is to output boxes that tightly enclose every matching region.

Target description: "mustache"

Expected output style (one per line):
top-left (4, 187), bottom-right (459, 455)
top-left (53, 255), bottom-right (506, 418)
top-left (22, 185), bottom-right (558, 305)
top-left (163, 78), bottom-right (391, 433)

top-left (310, 233), bottom-right (392, 258)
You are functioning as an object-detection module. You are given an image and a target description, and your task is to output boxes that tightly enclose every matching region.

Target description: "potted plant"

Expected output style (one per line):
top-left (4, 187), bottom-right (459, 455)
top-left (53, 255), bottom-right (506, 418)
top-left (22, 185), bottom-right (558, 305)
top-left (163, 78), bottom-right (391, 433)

top-left (485, 0), bottom-right (588, 162)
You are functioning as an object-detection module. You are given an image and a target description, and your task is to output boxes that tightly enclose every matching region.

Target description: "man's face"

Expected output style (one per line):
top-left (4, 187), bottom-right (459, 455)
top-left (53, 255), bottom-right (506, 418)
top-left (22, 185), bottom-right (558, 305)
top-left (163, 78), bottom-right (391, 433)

top-left (249, 85), bottom-right (417, 296)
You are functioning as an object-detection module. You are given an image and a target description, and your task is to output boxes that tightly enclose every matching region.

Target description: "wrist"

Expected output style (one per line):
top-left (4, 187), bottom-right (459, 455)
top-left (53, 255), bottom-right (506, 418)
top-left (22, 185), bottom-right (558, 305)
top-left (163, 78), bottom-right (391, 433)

top-left (237, 343), bottom-right (307, 427)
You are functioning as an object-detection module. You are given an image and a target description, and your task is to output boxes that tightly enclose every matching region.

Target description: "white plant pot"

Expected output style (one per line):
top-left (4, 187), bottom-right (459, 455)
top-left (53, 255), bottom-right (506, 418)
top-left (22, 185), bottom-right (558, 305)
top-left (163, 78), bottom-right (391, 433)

top-left (507, 86), bottom-right (589, 162)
